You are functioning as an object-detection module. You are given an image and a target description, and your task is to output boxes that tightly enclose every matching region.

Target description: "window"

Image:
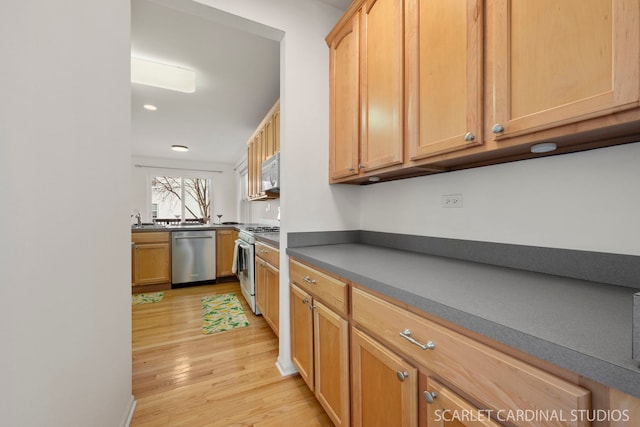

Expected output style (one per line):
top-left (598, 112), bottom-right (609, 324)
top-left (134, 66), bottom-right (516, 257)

top-left (151, 175), bottom-right (211, 223)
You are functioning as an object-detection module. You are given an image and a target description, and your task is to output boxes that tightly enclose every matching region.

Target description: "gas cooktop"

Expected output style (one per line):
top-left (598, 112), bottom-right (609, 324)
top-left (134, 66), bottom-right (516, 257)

top-left (243, 226), bottom-right (280, 233)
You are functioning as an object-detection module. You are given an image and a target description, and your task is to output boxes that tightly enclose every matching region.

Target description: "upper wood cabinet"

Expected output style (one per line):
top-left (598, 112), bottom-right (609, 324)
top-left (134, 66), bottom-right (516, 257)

top-left (406, 0), bottom-right (484, 162)
top-left (329, 11), bottom-right (360, 180)
top-left (247, 100), bottom-right (280, 200)
top-left (327, 0), bottom-right (404, 182)
top-left (360, 0), bottom-right (404, 173)
top-left (488, 0), bottom-right (640, 142)
top-left (327, 0), bottom-right (640, 184)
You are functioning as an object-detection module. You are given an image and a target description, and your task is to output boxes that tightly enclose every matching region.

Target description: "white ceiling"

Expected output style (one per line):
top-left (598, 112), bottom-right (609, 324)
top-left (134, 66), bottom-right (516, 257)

top-left (131, 0), bottom-right (352, 164)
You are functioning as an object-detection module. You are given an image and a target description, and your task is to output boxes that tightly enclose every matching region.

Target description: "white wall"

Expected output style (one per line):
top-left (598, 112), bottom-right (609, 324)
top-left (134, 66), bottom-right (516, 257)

top-left (0, 1), bottom-right (133, 426)
top-left (361, 143), bottom-right (640, 256)
top-left (196, 0), bottom-right (360, 374)
top-left (131, 156), bottom-right (238, 223)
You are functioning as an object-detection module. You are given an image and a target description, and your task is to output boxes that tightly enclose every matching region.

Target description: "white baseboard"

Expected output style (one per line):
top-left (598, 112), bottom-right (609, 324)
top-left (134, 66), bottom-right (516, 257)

top-left (121, 395), bottom-right (137, 427)
top-left (276, 357), bottom-right (298, 376)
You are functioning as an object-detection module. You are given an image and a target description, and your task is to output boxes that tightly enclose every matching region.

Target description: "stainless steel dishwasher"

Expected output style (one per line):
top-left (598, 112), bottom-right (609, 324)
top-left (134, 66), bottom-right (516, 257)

top-left (171, 230), bottom-right (216, 285)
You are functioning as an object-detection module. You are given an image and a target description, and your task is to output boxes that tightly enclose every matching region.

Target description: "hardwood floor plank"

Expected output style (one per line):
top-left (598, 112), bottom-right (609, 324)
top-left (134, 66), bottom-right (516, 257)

top-left (131, 282), bottom-right (333, 426)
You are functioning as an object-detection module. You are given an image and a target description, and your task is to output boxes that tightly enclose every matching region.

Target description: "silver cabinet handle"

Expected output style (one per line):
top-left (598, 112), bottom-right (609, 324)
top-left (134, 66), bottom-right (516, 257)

top-left (358, 164), bottom-right (365, 169)
top-left (464, 132), bottom-right (475, 141)
top-left (491, 123), bottom-right (505, 133)
top-left (396, 371), bottom-right (409, 382)
top-left (399, 329), bottom-right (435, 350)
top-left (348, 167), bottom-right (355, 172)
top-left (308, 304), bottom-right (316, 311)
top-left (260, 249), bottom-right (268, 253)
top-left (301, 298), bottom-right (309, 304)
top-left (303, 276), bottom-right (316, 284)
top-left (423, 391), bottom-right (438, 404)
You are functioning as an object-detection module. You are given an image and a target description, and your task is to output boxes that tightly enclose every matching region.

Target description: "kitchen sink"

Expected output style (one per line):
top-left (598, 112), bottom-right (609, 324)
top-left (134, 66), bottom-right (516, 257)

top-left (132, 223), bottom-right (165, 229)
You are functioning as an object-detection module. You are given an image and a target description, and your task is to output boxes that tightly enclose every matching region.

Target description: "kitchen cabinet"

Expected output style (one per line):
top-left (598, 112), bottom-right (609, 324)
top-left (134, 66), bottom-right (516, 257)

top-left (327, 0), bottom-right (640, 184)
top-left (327, 0), bottom-right (404, 183)
top-left (351, 327), bottom-right (417, 427)
top-left (328, 10), bottom-right (359, 181)
top-left (487, 0), bottom-right (640, 143)
top-left (255, 241), bottom-right (279, 336)
top-left (351, 286), bottom-right (592, 427)
top-left (289, 259), bottom-right (350, 427)
top-left (420, 376), bottom-right (501, 427)
top-left (247, 100), bottom-right (280, 200)
top-left (131, 231), bottom-right (171, 292)
top-left (406, 0), bottom-right (483, 162)
top-left (215, 228), bottom-right (238, 277)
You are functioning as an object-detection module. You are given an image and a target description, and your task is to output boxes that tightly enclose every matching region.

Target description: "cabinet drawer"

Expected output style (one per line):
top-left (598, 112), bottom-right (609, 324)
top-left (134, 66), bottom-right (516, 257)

top-left (352, 287), bottom-right (591, 426)
top-left (289, 259), bottom-right (348, 316)
top-left (256, 241), bottom-right (279, 268)
top-left (132, 231), bottom-right (170, 244)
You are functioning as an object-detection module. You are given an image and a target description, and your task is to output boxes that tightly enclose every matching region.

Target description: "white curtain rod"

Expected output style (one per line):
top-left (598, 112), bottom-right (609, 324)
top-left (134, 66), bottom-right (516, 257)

top-left (134, 164), bottom-right (223, 173)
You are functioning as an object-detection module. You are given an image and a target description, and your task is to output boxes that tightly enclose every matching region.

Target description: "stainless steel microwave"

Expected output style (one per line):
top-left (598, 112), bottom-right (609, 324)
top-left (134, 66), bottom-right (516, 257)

top-left (262, 152), bottom-right (280, 192)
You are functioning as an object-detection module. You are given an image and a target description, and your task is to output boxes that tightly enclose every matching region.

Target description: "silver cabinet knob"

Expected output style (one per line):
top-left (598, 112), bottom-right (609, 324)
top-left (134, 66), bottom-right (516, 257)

top-left (396, 371), bottom-right (409, 382)
top-left (491, 123), bottom-right (505, 133)
top-left (423, 391), bottom-right (438, 404)
top-left (303, 276), bottom-right (316, 284)
top-left (348, 167), bottom-right (355, 172)
top-left (358, 164), bottom-right (365, 169)
top-left (301, 298), bottom-right (309, 304)
top-left (464, 132), bottom-right (475, 141)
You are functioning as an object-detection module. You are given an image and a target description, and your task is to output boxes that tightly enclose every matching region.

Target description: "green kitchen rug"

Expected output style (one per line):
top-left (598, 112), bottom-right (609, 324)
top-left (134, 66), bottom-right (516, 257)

top-left (201, 293), bottom-right (249, 335)
top-left (131, 292), bottom-right (164, 305)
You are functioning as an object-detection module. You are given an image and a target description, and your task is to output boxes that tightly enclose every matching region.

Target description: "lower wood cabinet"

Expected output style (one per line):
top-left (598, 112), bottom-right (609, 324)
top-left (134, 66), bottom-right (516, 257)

top-left (289, 258), bottom-right (640, 427)
top-left (131, 232), bottom-right (170, 291)
top-left (215, 229), bottom-right (238, 277)
top-left (290, 259), bottom-right (350, 427)
top-left (420, 376), bottom-right (501, 427)
top-left (351, 327), bottom-right (417, 427)
top-left (255, 241), bottom-right (279, 336)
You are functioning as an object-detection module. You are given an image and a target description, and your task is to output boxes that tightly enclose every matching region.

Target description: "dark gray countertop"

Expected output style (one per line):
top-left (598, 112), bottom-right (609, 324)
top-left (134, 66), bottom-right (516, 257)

top-left (287, 242), bottom-right (640, 398)
top-left (131, 224), bottom-right (238, 232)
top-left (255, 232), bottom-right (280, 248)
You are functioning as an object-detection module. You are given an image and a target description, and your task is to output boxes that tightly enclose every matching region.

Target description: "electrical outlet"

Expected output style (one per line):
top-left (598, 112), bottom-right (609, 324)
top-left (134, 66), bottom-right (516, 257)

top-left (442, 194), bottom-right (463, 208)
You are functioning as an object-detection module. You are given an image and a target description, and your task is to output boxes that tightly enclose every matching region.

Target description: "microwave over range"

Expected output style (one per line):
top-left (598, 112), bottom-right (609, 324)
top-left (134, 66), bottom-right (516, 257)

top-left (262, 152), bottom-right (280, 192)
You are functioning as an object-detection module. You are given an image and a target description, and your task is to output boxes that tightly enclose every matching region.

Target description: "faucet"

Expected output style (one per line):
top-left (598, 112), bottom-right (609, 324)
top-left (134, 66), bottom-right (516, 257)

top-left (133, 212), bottom-right (142, 226)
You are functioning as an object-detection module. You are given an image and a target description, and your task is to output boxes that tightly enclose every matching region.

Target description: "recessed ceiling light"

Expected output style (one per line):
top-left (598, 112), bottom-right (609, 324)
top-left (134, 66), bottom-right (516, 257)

top-left (530, 142), bottom-right (558, 154)
top-left (171, 145), bottom-right (189, 152)
top-left (143, 104), bottom-right (157, 111)
top-left (131, 57), bottom-right (196, 93)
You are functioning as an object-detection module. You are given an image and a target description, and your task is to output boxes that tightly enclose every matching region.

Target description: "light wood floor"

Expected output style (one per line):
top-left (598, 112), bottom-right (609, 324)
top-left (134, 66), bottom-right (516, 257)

top-left (131, 282), bottom-right (333, 426)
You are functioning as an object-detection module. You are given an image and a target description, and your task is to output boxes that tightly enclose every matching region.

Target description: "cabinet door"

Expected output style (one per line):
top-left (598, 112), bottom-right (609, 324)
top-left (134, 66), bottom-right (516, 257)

top-left (265, 262), bottom-right (279, 337)
top-left (360, 0), bottom-right (404, 172)
top-left (420, 376), bottom-right (501, 427)
top-left (273, 108), bottom-right (280, 153)
top-left (329, 11), bottom-right (360, 181)
top-left (215, 229), bottom-right (238, 277)
top-left (290, 284), bottom-right (314, 391)
top-left (352, 328), bottom-right (418, 427)
top-left (133, 243), bottom-right (170, 286)
top-left (255, 257), bottom-right (267, 315)
top-left (407, 0), bottom-right (483, 161)
top-left (489, 0), bottom-right (640, 140)
top-left (314, 301), bottom-right (350, 427)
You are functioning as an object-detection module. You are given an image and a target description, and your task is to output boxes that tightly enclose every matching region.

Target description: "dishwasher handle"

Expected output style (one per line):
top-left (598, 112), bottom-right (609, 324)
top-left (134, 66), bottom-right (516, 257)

top-left (174, 235), bottom-right (214, 240)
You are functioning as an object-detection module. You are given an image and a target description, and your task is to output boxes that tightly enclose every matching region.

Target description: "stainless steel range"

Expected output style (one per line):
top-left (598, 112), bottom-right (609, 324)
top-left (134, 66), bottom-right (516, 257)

top-left (235, 225), bottom-right (280, 314)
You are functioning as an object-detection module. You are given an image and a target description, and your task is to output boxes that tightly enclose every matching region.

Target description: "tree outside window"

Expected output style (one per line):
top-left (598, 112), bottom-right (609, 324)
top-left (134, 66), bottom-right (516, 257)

top-left (151, 176), bottom-right (211, 223)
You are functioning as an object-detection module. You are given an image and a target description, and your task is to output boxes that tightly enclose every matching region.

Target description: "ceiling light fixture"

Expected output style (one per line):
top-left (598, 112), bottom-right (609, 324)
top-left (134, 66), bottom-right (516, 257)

top-left (131, 57), bottom-right (196, 93)
top-left (171, 145), bottom-right (189, 152)
top-left (143, 104), bottom-right (157, 111)
top-left (530, 142), bottom-right (558, 154)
